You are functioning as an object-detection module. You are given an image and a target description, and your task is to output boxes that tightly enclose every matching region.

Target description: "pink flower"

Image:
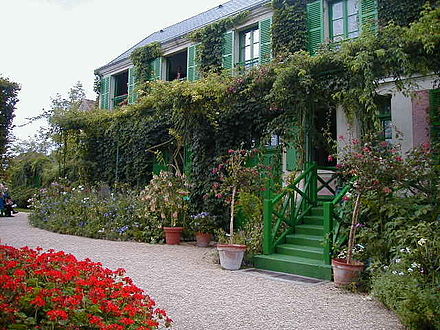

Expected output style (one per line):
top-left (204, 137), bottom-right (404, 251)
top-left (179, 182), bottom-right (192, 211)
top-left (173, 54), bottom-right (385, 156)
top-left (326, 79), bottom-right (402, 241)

top-left (362, 147), bottom-right (371, 152)
top-left (342, 195), bottom-right (350, 201)
top-left (215, 193), bottom-right (223, 199)
top-left (395, 156), bottom-right (403, 162)
top-left (327, 155), bottom-right (335, 162)
top-left (338, 135), bottom-right (345, 141)
top-left (352, 139), bottom-right (360, 145)
top-left (383, 187), bottom-right (392, 194)
top-left (228, 149), bottom-right (234, 154)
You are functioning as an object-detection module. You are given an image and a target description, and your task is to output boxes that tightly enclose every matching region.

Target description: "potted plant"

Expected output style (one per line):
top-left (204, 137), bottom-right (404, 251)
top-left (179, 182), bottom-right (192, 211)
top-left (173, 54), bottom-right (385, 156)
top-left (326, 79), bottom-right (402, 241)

top-left (141, 171), bottom-right (190, 245)
top-left (211, 148), bottom-right (262, 270)
top-left (333, 134), bottom-right (409, 286)
top-left (189, 212), bottom-right (216, 247)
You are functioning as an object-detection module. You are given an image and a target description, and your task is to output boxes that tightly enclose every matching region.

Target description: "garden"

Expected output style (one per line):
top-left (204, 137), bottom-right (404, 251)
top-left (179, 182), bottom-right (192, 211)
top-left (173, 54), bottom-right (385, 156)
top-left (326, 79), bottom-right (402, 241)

top-left (3, 3), bottom-right (440, 329)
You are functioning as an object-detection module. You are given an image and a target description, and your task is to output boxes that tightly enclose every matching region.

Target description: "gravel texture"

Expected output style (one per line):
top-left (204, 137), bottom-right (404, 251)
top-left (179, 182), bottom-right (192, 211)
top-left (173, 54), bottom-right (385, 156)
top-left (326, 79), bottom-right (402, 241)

top-left (1, 213), bottom-right (403, 330)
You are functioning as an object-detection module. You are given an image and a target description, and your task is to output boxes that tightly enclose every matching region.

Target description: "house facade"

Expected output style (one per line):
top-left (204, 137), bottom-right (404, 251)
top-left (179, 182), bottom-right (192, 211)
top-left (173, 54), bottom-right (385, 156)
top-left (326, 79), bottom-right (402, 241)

top-left (94, 0), bottom-right (439, 279)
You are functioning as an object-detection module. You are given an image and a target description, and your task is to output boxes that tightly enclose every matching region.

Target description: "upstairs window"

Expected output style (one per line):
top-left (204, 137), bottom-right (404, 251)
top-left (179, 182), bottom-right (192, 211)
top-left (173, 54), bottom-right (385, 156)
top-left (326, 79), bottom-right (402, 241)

top-left (239, 26), bottom-right (260, 69)
top-left (330, 0), bottom-right (359, 42)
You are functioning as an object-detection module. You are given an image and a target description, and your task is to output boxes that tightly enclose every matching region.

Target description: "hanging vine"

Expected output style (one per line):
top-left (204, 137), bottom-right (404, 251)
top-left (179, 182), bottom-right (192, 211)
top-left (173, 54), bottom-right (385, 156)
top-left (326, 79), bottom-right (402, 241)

top-left (271, 0), bottom-right (308, 57)
top-left (130, 42), bottom-right (162, 83)
top-left (189, 12), bottom-right (248, 74)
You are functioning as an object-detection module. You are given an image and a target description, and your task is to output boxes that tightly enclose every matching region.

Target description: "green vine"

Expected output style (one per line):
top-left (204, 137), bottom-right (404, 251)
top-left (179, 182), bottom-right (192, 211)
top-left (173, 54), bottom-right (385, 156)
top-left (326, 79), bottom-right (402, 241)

top-left (378, 0), bottom-right (438, 27)
top-left (271, 0), bottom-right (308, 57)
top-left (130, 42), bottom-right (162, 83)
top-left (190, 12), bottom-right (248, 74)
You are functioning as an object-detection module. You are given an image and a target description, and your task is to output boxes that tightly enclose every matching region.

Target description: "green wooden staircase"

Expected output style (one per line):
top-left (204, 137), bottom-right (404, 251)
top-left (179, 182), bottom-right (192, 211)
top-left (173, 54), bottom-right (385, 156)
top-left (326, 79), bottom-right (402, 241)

top-left (254, 163), bottom-right (351, 280)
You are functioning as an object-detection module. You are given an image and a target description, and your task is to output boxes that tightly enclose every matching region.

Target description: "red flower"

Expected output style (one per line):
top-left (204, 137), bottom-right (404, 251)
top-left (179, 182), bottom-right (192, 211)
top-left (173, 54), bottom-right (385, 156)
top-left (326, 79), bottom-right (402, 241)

top-left (47, 309), bottom-right (68, 321)
top-left (30, 296), bottom-right (46, 307)
top-left (119, 317), bottom-right (135, 325)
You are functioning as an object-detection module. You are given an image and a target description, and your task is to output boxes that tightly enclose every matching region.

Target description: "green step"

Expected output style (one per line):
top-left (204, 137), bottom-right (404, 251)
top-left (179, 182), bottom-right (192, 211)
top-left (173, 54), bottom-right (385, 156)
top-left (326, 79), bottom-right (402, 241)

top-left (276, 244), bottom-right (324, 260)
top-left (286, 234), bottom-right (323, 248)
top-left (302, 215), bottom-right (323, 225)
top-left (310, 206), bottom-right (323, 216)
top-left (295, 224), bottom-right (323, 236)
top-left (253, 254), bottom-right (332, 280)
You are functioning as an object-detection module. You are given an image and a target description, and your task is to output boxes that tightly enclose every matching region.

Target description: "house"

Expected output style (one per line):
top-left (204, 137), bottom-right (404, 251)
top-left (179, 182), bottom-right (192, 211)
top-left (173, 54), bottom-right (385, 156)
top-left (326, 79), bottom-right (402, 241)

top-left (94, 0), bottom-right (439, 279)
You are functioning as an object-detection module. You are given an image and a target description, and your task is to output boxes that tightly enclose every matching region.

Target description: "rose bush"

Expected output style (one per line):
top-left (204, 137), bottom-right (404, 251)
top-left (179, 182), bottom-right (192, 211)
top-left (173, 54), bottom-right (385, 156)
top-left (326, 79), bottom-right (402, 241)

top-left (0, 245), bottom-right (172, 329)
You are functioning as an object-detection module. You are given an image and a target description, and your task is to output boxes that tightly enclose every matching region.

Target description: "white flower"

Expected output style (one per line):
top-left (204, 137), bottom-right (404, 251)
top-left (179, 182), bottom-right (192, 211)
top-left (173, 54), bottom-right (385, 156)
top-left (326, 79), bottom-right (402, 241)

top-left (398, 272), bottom-right (404, 276)
top-left (418, 238), bottom-right (427, 246)
top-left (408, 268), bottom-right (413, 272)
top-left (392, 270), bottom-right (398, 274)
top-left (395, 258), bottom-right (401, 263)
top-left (411, 262), bottom-right (420, 269)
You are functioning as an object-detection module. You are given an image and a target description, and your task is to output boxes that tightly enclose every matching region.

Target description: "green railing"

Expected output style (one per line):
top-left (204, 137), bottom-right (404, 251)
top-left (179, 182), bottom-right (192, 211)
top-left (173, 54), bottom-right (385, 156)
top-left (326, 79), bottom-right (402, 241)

top-left (263, 163), bottom-right (318, 255)
top-left (263, 162), bottom-right (352, 264)
top-left (113, 94), bottom-right (128, 108)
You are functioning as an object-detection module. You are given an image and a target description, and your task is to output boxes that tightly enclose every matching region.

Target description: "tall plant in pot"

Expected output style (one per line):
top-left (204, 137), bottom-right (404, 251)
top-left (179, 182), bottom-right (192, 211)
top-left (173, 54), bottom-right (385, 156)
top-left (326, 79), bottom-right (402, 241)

top-left (141, 171), bottom-right (190, 244)
top-left (212, 148), bottom-right (264, 270)
top-left (334, 134), bottom-right (411, 286)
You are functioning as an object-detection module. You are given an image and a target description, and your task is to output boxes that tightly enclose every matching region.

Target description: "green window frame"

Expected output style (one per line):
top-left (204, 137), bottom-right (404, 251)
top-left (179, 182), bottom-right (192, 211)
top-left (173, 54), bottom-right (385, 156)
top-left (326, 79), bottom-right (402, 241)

top-left (330, 0), bottom-right (360, 42)
top-left (238, 26), bottom-right (260, 69)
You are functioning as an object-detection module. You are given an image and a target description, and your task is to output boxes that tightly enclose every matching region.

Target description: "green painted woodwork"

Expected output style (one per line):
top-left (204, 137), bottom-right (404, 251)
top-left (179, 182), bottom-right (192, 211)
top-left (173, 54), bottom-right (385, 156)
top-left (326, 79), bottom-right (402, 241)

top-left (259, 17), bottom-right (272, 65)
top-left (187, 44), bottom-right (200, 81)
top-left (128, 67), bottom-right (137, 104)
top-left (257, 163), bottom-right (353, 280)
top-left (360, 0), bottom-right (378, 32)
top-left (151, 57), bottom-right (162, 81)
top-left (286, 143), bottom-right (297, 171)
top-left (222, 31), bottom-right (234, 70)
top-left (307, 0), bottom-right (324, 55)
top-left (100, 76), bottom-right (110, 110)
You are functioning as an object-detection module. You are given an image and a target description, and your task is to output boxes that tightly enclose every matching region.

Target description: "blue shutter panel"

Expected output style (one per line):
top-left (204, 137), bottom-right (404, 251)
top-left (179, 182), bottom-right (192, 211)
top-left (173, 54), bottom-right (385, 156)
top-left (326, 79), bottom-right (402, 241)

top-left (100, 76), bottom-right (110, 110)
top-left (360, 0), bottom-right (378, 33)
top-left (307, 0), bottom-right (324, 55)
top-left (222, 31), bottom-right (234, 70)
top-left (151, 57), bottom-right (162, 81)
top-left (128, 67), bottom-right (137, 104)
top-left (259, 17), bottom-right (272, 64)
top-left (187, 44), bottom-right (200, 81)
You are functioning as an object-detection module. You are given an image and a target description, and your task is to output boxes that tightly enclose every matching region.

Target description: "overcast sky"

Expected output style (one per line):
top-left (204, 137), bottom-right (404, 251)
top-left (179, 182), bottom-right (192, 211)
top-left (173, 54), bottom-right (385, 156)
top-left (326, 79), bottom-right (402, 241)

top-left (0, 0), bottom-right (225, 141)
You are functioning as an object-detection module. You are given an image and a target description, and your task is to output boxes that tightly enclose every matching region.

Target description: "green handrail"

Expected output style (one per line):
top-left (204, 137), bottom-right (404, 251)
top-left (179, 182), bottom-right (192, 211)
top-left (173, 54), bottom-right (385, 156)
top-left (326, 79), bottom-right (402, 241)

top-left (263, 163), bottom-right (317, 254)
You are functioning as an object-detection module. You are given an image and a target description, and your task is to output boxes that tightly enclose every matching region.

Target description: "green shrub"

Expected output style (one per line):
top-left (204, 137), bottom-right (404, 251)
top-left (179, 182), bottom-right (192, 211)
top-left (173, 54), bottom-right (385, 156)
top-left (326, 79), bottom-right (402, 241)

top-left (29, 183), bottom-right (164, 243)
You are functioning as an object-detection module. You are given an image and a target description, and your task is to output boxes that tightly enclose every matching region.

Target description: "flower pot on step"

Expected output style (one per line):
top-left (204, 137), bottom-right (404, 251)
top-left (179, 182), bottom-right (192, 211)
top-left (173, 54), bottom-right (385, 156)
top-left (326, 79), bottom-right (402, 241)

top-left (195, 232), bottom-right (212, 247)
top-left (163, 227), bottom-right (184, 245)
top-left (332, 258), bottom-right (364, 287)
top-left (217, 244), bottom-right (246, 270)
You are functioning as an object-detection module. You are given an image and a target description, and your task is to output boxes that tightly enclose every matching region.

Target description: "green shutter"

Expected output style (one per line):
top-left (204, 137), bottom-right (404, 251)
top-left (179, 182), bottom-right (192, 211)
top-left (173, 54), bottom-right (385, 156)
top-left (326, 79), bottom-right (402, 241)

top-left (360, 0), bottom-right (378, 33)
top-left (222, 31), bottom-right (234, 70)
top-left (286, 144), bottom-right (297, 171)
top-left (100, 76), bottom-right (110, 110)
top-left (187, 44), bottom-right (200, 81)
top-left (128, 67), bottom-right (137, 104)
top-left (151, 57), bottom-right (162, 81)
top-left (307, 0), bottom-right (324, 55)
top-left (259, 17), bottom-right (272, 64)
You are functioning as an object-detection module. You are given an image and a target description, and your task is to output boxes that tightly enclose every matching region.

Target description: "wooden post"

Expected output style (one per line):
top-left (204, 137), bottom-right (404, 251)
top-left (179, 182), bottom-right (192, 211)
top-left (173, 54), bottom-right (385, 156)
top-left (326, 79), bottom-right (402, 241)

top-left (323, 201), bottom-right (333, 265)
top-left (263, 199), bottom-right (273, 255)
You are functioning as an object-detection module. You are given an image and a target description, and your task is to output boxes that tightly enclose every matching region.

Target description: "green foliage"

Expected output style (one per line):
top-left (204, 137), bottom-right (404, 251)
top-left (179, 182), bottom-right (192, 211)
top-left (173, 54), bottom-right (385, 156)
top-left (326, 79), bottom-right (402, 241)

top-left (189, 12), bottom-right (248, 73)
top-left (0, 76), bottom-right (19, 169)
top-left (29, 183), bottom-right (164, 243)
top-left (130, 42), bottom-right (162, 83)
top-left (371, 222), bottom-right (440, 329)
top-left (271, 0), bottom-right (307, 57)
top-left (378, 0), bottom-right (438, 27)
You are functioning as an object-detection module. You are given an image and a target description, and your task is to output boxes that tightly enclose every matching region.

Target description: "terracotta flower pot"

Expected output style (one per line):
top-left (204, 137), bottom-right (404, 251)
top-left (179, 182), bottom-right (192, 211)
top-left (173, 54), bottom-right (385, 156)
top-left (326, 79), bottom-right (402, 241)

top-left (163, 227), bottom-right (184, 245)
top-left (332, 258), bottom-right (365, 287)
top-left (195, 232), bottom-right (212, 247)
top-left (217, 244), bottom-right (246, 270)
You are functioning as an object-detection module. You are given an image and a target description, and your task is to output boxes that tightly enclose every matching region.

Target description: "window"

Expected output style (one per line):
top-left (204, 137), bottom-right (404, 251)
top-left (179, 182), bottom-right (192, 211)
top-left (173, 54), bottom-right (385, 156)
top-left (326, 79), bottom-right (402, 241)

top-left (113, 70), bottom-right (129, 108)
top-left (165, 50), bottom-right (187, 81)
top-left (239, 26), bottom-right (260, 68)
top-left (330, 0), bottom-right (359, 42)
top-left (377, 95), bottom-right (392, 141)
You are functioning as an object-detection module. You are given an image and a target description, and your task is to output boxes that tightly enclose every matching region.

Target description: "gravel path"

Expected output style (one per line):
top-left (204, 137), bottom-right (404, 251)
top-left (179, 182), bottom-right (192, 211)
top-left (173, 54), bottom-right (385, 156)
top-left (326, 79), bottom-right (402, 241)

top-left (1, 213), bottom-right (403, 330)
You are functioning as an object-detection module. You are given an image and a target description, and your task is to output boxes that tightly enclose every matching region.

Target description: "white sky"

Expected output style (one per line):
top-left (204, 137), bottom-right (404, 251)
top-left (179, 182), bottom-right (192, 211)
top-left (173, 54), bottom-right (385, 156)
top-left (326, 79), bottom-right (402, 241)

top-left (0, 0), bottom-right (225, 140)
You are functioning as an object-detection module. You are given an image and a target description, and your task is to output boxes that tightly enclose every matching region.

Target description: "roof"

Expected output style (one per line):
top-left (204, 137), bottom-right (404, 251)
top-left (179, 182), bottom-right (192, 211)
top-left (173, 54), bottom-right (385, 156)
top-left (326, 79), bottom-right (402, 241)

top-left (96, 0), bottom-right (270, 73)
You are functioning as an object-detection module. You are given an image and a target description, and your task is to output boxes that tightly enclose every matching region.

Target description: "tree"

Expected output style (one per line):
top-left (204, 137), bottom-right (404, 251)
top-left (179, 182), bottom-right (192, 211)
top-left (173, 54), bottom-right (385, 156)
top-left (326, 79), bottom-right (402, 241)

top-left (0, 76), bottom-right (20, 159)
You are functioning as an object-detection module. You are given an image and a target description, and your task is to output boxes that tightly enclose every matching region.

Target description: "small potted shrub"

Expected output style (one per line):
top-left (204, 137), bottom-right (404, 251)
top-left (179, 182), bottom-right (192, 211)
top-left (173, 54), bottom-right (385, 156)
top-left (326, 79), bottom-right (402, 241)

top-left (211, 148), bottom-right (263, 270)
top-left (190, 212), bottom-right (216, 247)
top-left (141, 171), bottom-right (190, 245)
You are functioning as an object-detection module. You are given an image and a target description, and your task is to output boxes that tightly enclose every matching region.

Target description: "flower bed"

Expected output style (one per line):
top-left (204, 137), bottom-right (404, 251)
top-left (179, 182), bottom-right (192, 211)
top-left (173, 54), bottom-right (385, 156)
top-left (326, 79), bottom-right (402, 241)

top-left (0, 245), bottom-right (172, 329)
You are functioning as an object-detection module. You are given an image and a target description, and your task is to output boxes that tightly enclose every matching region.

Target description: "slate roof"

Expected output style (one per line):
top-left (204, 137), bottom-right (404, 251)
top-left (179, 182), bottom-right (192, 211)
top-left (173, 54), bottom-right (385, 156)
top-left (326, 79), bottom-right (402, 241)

top-left (96, 0), bottom-right (270, 73)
